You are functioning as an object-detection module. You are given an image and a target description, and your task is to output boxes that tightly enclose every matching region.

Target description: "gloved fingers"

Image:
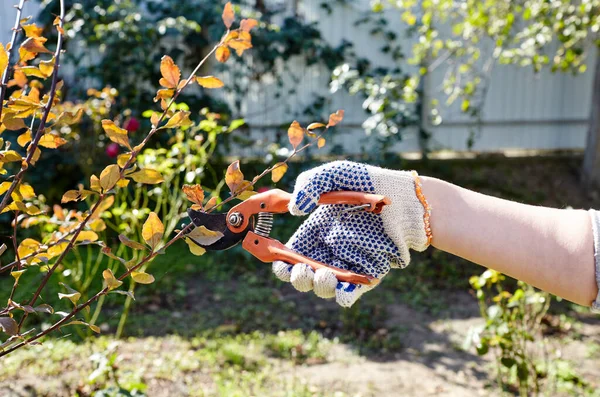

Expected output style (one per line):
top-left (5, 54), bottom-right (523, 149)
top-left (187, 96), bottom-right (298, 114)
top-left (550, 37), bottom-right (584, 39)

top-left (313, 267), bottom-right (337, 298)
top-left (289, 161), bottom-right (349, 216)
top-left (335, 281), bottom-right (371, 307)
top-left (272, 260), bottom-right (293, 282)
top-left (289, 172), bottom-right (327, 216)
top-left (290, 263), bottom-right (315, 292)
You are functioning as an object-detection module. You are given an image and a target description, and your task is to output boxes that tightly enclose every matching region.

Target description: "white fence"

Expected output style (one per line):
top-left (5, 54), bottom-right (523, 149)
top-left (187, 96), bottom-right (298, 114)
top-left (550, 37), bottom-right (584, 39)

top-left (1, 0), bottom-right (594, 154)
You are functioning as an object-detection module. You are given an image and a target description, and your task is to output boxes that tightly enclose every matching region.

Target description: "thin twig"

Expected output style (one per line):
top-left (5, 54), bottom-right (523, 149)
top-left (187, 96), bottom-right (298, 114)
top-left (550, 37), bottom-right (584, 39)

top-left (13, 31), bottom-right (228, 330)
top-left (0, 0), bottom-right (65, 214)
top-left (0, 0), bottom-right (27, 124)
top-left (0, 229), bottom-right (78, 274)
top-left (0, 112), bottom-right (328, 356)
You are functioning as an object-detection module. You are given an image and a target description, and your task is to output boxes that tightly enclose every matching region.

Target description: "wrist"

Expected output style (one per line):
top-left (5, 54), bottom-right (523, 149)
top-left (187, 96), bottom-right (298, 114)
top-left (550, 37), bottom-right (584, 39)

top-left (366, 166), bottom-right (429, 257)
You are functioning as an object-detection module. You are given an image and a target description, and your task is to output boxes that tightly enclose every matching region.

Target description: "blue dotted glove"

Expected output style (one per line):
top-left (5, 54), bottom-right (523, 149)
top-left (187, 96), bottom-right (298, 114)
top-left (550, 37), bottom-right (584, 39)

top-left (273, 161), bottom-right (430, 307)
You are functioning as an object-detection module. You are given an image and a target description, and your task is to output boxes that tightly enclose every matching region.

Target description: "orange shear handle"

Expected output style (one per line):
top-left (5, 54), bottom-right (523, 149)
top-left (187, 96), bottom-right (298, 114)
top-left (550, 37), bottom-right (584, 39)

top-left (228, 188), bottom-right (390, 233)
top-left (242, 232), bottom-right (380, 286)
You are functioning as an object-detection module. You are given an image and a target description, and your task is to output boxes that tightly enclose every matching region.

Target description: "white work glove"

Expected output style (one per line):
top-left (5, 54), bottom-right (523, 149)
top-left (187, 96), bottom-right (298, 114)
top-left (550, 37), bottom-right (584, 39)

top-left (272, 161), bottom-right (431, 307)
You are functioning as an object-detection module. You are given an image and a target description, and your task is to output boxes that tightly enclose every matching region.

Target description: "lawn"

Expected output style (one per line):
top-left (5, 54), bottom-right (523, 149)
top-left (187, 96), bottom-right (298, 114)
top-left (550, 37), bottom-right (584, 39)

top-left (1, 154), bottom-right (600, 396)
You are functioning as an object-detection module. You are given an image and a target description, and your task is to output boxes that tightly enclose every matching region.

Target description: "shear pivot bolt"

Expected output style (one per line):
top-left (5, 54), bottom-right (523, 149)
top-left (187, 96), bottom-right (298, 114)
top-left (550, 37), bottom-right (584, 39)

top-left (228, 212), bottom-right (243, 227)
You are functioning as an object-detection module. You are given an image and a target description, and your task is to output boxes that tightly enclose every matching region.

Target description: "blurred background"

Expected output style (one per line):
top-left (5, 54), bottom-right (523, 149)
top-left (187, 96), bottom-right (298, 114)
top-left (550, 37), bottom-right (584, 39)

top-left (1, 0), bottom-right (599, 396)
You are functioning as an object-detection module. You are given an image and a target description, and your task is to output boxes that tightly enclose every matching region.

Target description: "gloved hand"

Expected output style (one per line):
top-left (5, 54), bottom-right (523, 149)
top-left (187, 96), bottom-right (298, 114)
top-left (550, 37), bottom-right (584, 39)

top-left (272, 161), bottom-right (431, 307)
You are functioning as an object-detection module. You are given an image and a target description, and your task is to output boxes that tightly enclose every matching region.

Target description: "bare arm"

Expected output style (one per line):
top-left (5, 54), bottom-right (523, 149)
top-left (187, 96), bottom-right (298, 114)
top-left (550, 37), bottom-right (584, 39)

top-left (421, 176), bottom-right (598, 307)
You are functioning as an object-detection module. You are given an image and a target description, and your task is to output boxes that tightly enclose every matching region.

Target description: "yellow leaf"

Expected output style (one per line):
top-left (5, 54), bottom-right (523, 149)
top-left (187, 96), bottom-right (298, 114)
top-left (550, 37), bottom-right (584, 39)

top-left (89, 324), bottom-right (101, 333)
top-left (47, 242), bottom-right (68, 258)
top-left (38, 57), bottom-right (56, 78)
top-left (163, 111), bottom-right (192, 129)
top-left (287, 120), bottom-right (304, 149)
top-left (182, 184), bottom-right (205, 206)
top-left (11, 269), bottom-right (26, 282)
top-left (18, 184), bottom-right (35, 199)
top-left (1, 113), bottom-right (27, 130)
top-left (30, 147), bottom-right (41, 165)
top-left (271, 162), bottom-right (288, 183)
top-left (101, 120), bottom-right (131, 150)
top-left (327, 110), bottom-right (344, 128)
top-left (21, 23), bottom-right (43, 38)
top-left (53, 16), bottom-right (65, 35)
top-left (185, 237), bottom-right (206, 256)
top-left (90, 174), bottom-right (101, 192)
top-left (17, 238), bottom-right (41, 258)
top-left (0, 150), bottom-right (22, 163)
top-left (222, 2), bottom-right (235, 29)
top-left (8, 68), bottom-right (27, 87)
top-left (75, 231), bottom-right (99, 242)
top-left (186, 225), bottom-right (224, 246)
top-left (131, 271), bottom-right (155, 284)
top-left (142, 212), bottom-right (164, 249)
top-left (159, 55), bottom-right (180, 89)
top-left (102, 269), bottom-right (123, 291)
top-left (20, 36), bottom-right (52, 54)
top-left (153, 88), bottom-right (174, 103)
top-left (118, 234), bottom-right (148, 251)
top-left (225, 160), bottom-right (245, 193)
top-left (116, 153), bottom-right (130, 168)
top-left (99, 164), bottom-right (120, 191)
top-left (240, 18), bottom-right (258, 32)
top-left (58, 283), bottom-right (81, 305)
top-left (196, 76), bottom-right (224, 89)
top-left (89, 218), bottom-right (106, 232)
top-left (38, 133), bottom-right (67, 149)
top-left (91, 195), bottom-right (114, 220)
top-left (128, 168), bottom-right (164, 184)
top-left (17, 129), bottom-right (31, 147)
top-left (117, 179), bottom-right (130, 188)
top-left (307, 122), bottom-right (326, 130)
top-left (151, 112), bottom-right (160, 127)
top-left (0, 181), bottom-right (11, 196)
top-left (228, 39), bottom-right (252, 56)
top-left (318, 137), bottom-right (326, 148)
top-left (237, 190), bottom-right (257, 200)
top-left (205, 196), bottom-right (218, 209)
top-left (216, 46), bottom-right (231, 63)
top-left (0, 44), bottom-right (8, 77)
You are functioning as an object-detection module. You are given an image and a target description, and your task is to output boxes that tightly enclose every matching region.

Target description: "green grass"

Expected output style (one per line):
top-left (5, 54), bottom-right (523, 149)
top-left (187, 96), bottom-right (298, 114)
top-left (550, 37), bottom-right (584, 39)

top-left (2, 155), bottom-right (599, 396)
top-left (0, 331), bottom-right (338, 396)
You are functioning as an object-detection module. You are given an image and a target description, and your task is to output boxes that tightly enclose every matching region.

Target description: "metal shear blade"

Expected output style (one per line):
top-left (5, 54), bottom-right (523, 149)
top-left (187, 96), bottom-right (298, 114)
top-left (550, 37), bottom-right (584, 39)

top-left (186, 209), bottom-right (252, 251)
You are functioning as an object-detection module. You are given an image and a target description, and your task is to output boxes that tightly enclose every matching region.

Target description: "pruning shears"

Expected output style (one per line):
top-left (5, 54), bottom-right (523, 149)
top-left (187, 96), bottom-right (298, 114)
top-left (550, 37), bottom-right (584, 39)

top-left (185, 188), bottom-right (390, 286)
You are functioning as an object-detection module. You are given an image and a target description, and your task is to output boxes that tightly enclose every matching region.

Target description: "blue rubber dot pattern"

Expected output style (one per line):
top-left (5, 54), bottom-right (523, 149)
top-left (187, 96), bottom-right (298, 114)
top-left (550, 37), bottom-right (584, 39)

top-left (288, 161), bottom-right (404, 279)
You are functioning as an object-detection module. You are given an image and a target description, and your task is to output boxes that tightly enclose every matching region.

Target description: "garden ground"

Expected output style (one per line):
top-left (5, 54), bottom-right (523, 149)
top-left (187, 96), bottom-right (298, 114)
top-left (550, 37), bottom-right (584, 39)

top-left (1, 154), bottom-right (600, 396)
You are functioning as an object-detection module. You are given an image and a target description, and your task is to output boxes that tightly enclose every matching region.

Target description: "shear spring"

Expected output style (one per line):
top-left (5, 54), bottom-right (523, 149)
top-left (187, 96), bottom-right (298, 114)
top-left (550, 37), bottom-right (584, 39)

top-left (255, 212), bottom-right (274, 237)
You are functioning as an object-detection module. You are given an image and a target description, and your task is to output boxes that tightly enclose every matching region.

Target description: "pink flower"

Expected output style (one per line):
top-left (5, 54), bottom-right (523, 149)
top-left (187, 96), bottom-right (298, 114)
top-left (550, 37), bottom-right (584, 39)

top-left (105, 143), bottom-right (119, 158)
top-left (124, 117), bottom-right (140, 132)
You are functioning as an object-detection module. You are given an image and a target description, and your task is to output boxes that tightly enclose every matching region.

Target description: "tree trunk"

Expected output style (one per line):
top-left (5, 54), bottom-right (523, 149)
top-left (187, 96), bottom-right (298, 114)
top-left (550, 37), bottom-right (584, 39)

top-left (582, 53), bottom-right (600, 188)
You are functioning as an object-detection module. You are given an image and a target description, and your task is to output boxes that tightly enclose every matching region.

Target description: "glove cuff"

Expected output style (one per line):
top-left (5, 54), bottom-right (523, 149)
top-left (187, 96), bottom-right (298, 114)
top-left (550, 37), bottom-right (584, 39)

top-left (367, 166), bottom-right (430, 264)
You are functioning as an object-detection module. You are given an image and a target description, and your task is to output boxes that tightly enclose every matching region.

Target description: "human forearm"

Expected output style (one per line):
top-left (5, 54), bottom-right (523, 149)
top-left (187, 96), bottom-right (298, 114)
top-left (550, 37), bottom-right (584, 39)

top-left (421, 176), bottom-right (597, 306)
